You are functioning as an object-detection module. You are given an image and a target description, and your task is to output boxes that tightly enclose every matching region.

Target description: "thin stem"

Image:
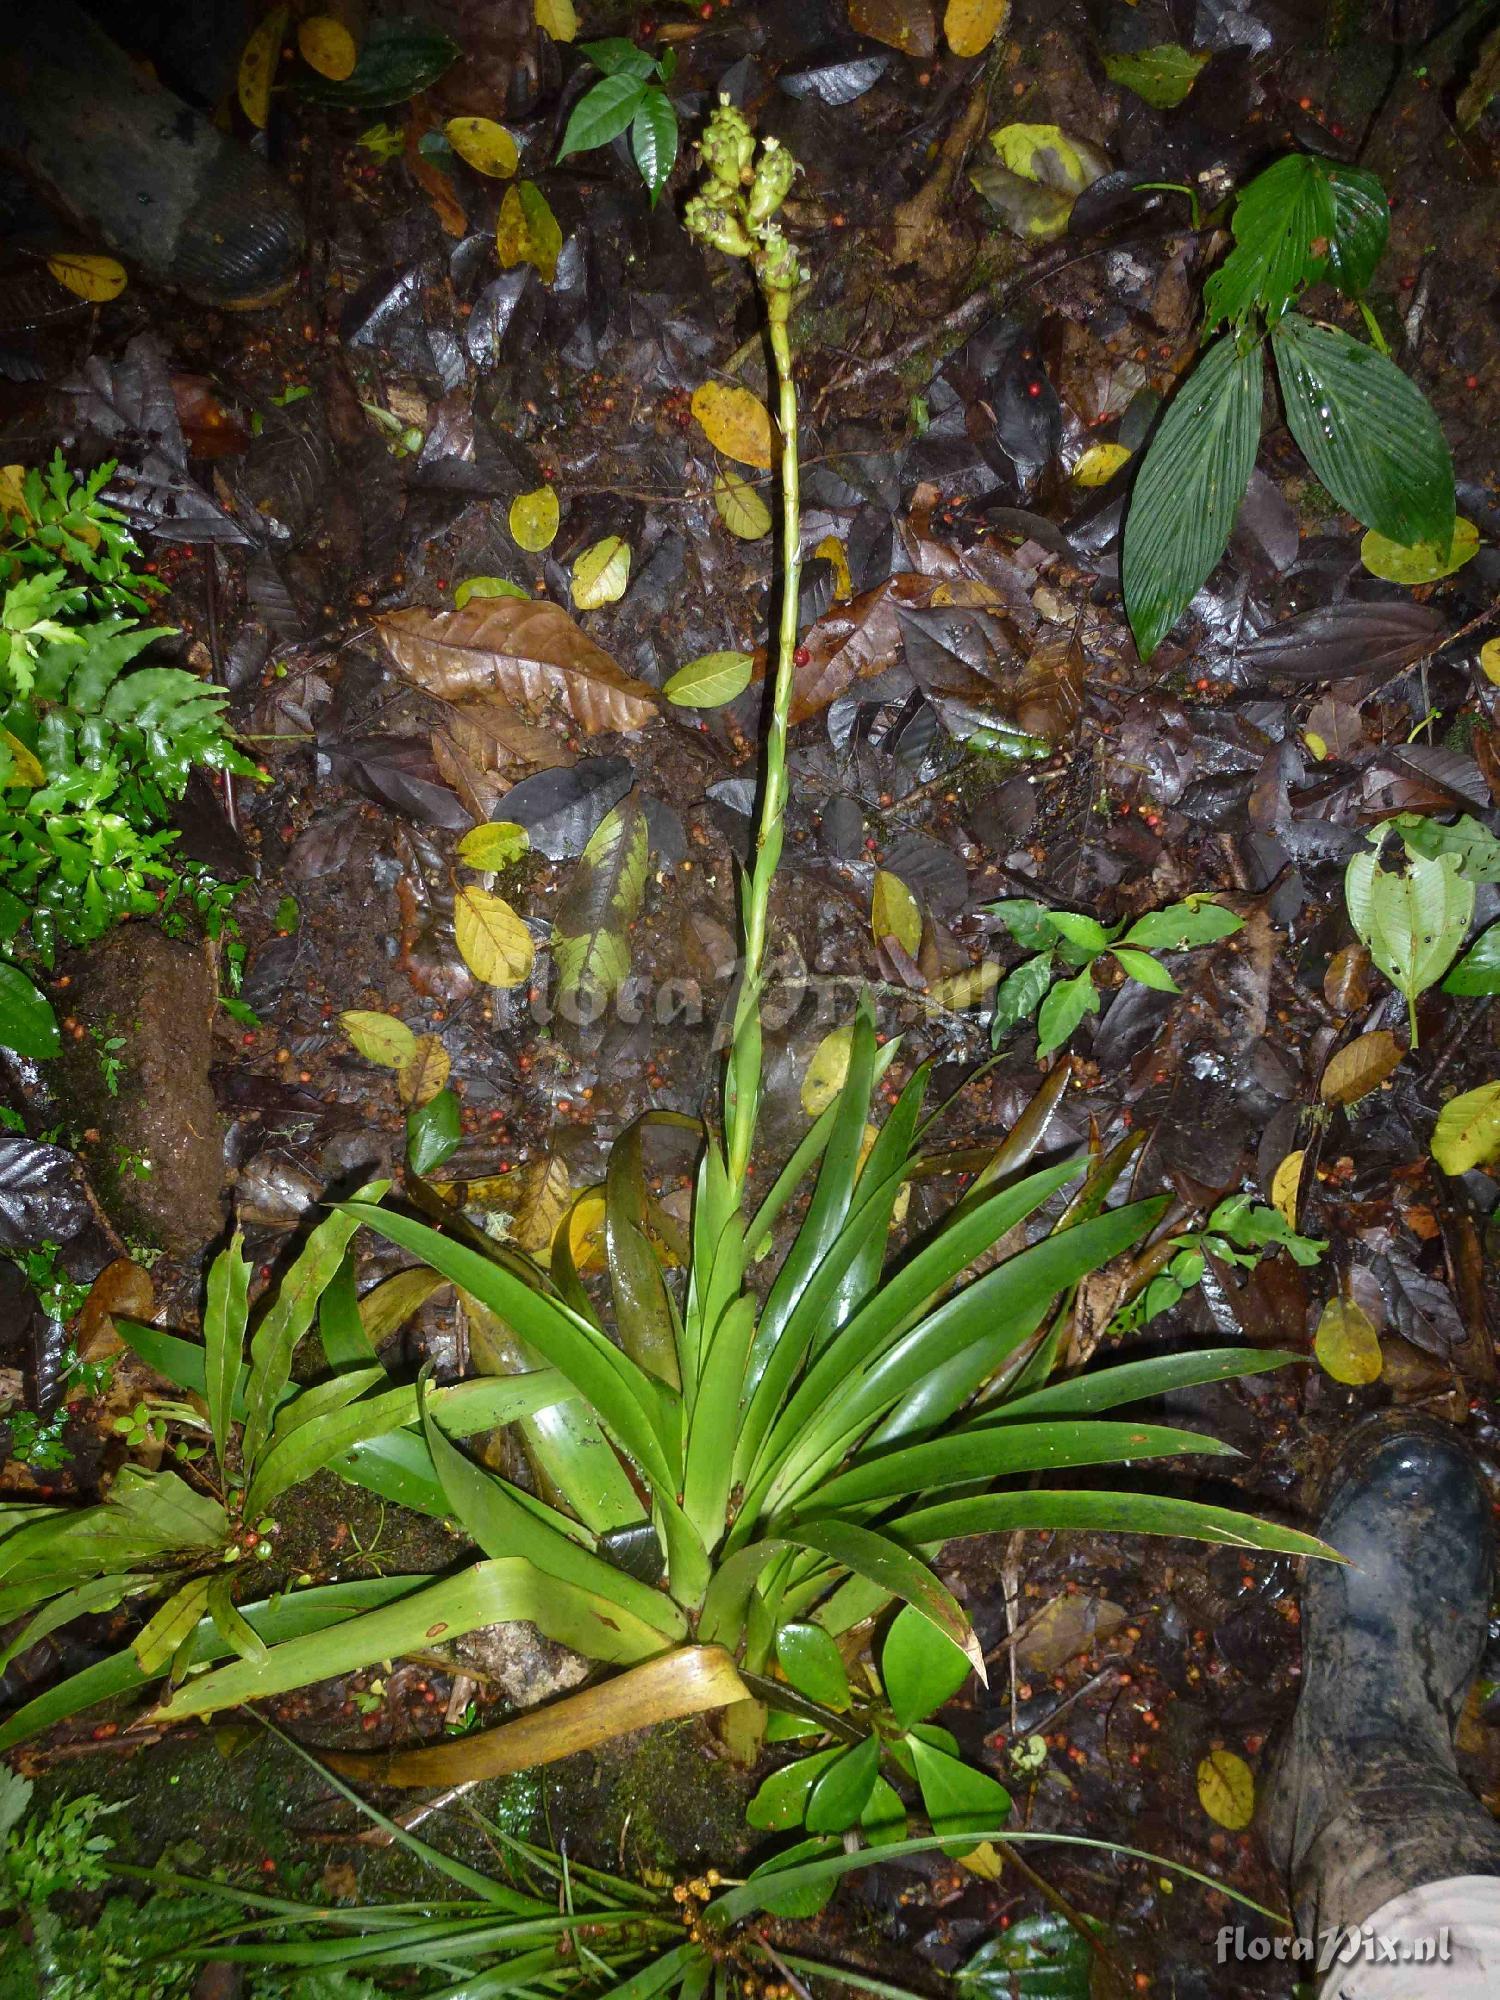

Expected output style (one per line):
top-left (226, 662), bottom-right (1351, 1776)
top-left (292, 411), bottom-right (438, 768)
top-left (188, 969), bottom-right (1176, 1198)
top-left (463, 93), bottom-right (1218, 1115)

top-left (726, 286), bottom-right (799, 1203)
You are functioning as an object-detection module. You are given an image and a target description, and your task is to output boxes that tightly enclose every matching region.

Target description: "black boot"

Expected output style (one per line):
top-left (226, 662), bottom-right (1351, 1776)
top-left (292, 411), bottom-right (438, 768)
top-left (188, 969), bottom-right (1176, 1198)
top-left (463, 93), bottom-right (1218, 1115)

top-left (1264, 1415), bottom-right (1500, 1936)
top-left (0, 1), bottom-right (302, 308)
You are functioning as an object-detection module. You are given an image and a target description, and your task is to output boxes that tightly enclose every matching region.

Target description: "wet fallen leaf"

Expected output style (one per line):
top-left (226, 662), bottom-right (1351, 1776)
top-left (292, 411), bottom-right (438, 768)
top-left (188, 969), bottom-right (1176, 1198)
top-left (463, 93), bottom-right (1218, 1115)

top-left (1237, 602), bottom-right (1447, 683)
top-left (454, 576), bottom-right (531, 609)
top-left (849, 0), bottom-right (937, 61)
top-left (802, 1024), bottom-right (853, 1116)
top-left (988, 122), bottom-right (1108, 193)
top-left (77, 1258), bottom-right (155, 1364)
top-left (1196, 1749), bottom-right (1255, 1829)
top-left (446, 116), bottom-right (520, 177)
top-left (1102, 43), bottom-right (1209, 108)
top-left (46, 253), bottom-right (128, 303)
top-left (511, 1155), bottom-right (572, 1252)
top-left (535, 0), bottom-right (578, 41)
top-left (691, 382), bottom-right (775, 469)
top-left (568, 1189), bottom-right (608, 1270)
top-left (1324, 942), bottom-right (1372, 1013)
top-left (943, 0), bottom-right (1008, 57)
top-left (1314, 1296), bottom-right (1383, 1385)
top-left (2, 730), bottom-right (45, 787)
top-left (551, 797), bottom-right (649, 1015)
top-left (1271, 1151), bottom-right (1304, 1230)
top-left (0, 467), bottom-right (29, 523)
top-left (1071, 441), bottom-right (1131, 487)
top-left (341, 1010), bottom-right (418, 1069)
top-left (571, 537), bottom-right (631, 611)
top-left (238, 6), bottom-right (289, 128)
top-left (1361, 517), bottom-right (1479, 585)
top-left (509, 485), bottom-right (560, 552)
top-left (299, 11), bottom-right (360, 81)
top-left (1431, 1081), bottom-right (1500, 1175)
top-left (457, 821), bottom-right (530, 869)
top-left (714, 468), bottom-right (771, 540)
top-left (379, 599), bottom-right (659, 733)
top-left (815, 535), bottom-right (853, 599)
top-left (1319, 1030), bottom-right (1403, 1106)
top-left (497, 181), bottom-right (563, 284)
top-left (454, 885), bottom-right (535, 987)
top-left (872, 870), bottom-right (922, 957)
top-left (406, 118), bottom-right (467, 237)
top-left (1481, 638), bottom-right (1500, 686)
top-left (1016, 1592), bottom-right (1126, 1674)
top-left (398, 1034), bottom-right (451, 1108)
top-left (664, 652), bottom-right (754, 709)
top-left (927, 961), bottom-right (1001, 1011)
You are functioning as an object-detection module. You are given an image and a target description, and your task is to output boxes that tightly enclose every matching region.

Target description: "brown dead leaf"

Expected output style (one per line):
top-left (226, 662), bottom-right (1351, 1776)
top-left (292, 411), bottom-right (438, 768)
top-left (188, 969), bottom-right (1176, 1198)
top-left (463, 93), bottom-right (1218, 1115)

top-left (1320, 1029), bottom-right (1403, 1106)
top-left (379, 600), bottom-right (659, 734)
top-left (406, 103), bottom-right (468, 238)
top-left (765, 575), bottom-right (929, 723)
top-left (849, 0), bottom-right (936, 60)
top-left (432, 700), bottom-right (572, 819)
top-left (1324, 942), bottom-right (1373, 1014)
top-left (1016, 1592), bottom-right (1127, 1674)
top-left (77, 1259), bottom-right (155, 1364)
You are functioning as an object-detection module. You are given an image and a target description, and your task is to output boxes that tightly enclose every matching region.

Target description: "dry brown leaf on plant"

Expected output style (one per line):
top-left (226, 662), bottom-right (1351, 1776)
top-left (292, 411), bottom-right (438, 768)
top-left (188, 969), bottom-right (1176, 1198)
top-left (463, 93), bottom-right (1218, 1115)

top-left (379, 599), bottom-right (659, 734)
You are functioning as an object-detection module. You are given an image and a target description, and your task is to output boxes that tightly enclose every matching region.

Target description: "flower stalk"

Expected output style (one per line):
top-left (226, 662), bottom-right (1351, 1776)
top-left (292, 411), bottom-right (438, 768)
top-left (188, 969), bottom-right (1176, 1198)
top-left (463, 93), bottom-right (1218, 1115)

top-left (685, 105), bottom-right (807, 1202)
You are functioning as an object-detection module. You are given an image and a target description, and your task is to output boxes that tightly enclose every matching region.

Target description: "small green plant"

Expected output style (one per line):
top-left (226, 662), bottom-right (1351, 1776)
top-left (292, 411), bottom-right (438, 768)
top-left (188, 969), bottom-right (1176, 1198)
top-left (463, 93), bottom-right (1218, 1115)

top-left (557, 39), bottom-right (679, 203)
top-left (986, 894), bottom-right (1244, 1054)
top-left (1344, 823), bottom-right (1475, 1047)
top-left (0, 454), bottom-right (256, 1060)
top-left (1377, 813), bottom-right (1500, 1007)
top-left (746, 1605), bottom-right (1011, 1875)
top-left (92, 1026), bottom-right (128, 1096)
top-left (1122, 153), bottom-right (1456, 657)
top-left (1108, 1193), bottom-right (1326, 1337)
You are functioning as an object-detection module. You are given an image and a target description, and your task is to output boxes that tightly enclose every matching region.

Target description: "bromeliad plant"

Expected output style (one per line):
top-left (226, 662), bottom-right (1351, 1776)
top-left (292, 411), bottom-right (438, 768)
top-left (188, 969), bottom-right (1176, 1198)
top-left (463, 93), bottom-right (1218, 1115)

top-left (15, 109), bottom-right (1330, 1766)
top-left (1122, 152), bottom-right (1457, 658)
top-left (0, 454), bottom-right (256, 1060)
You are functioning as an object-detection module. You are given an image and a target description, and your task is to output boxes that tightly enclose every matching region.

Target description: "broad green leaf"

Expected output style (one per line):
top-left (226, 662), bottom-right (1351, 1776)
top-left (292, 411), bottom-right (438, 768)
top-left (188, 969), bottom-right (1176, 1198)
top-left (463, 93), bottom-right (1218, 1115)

top-left (908, 1735), bottom-right (1013, 1844)
top-left (746, 1747), bottom-right (844, 1830)
top-left (1122, 334), bottom-right (1264, 659)
top-left (509, 485), bottom-right (560, 552)
top-left (1112, 946), bottom-right (1178, 992)
top-left (0, 963), bottom-right (59, 1059)
top-left (578, 37), bottom-right (657, 78)
top-left (572, 536), bottom-right (631, 610)
top-left (776, 1620), bottom-right (850, 1710)
top-left (1398, 813), bottom-right (1500, 884)
top-left (1041, 910), bottom-right (1109, 954)
top-left (1102, 43), bottom-right (1208, 108)
top-left (630, 87), bottom-right (678, 201)
top-left (1431, 1081), bottom-right (1500, 1175)
top-left (406, 1089), bottom-right (461, 1174)
top-left (551, 797), bottom-right (649, 1014)
top-left (1344, 838), bottom-right (1472, 1046)
top-left (558, 74), bottom-right (648, 159)
top-left (959, 1912), bottom-right (1094, 2000)
top-left (788, 1519), bottom-right (980, 1672)
top-left (990, 952), bottom-right (1053, 1039)
top-left (152, 1557), bottom-right (670, 1721)
top-left (1361, 517), bottom-right (1478, 584)
top-left (203, 1232), bottom-right (251, 1470)
top-left (241, 1200), bottom-right (377, 1476)
top-left (1036, 966), bottom-right (1098, 1056)
top-left (1121, 899), bottom-right (1243, 949)
top-left (340, 1009), bottom-right (416, 1068)
top-left (712, 468), bottom-right (771, 539)
top-left (457, 821), bottom-right (530, 870)
top-left (664, 650), bottom-right (755, 708)
top-left (1445, 924), bottom-right (1500, 995)
top-left (1204, 154), bottom-right (1335, 329)
top-left (882, 1602), bottom-right (972, 1728)
top-left (1273, 313), bottom-right (1454, 547)
top-left (805, 1733), bottom-right (880, 1833)
top-left (1324, 162), bottom-right (1390, 298)
top-left (985, 899), bottom-right (1054, 949)
top-left (133, 1576), bottom-right (215, 1678)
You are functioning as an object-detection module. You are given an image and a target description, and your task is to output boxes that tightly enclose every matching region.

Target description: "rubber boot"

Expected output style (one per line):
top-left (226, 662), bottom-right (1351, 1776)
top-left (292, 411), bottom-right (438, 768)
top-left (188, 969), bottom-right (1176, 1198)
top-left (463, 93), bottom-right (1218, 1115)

top-left (1263, 1415), bottom-right (1500, 1938)
top-left (0, 2), bottom-right (302, 308)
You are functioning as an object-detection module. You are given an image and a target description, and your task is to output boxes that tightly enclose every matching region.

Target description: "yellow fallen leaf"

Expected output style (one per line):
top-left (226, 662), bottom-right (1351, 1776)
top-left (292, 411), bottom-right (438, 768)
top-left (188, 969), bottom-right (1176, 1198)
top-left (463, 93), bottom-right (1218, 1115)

top-left (1361, 517), bottom-right (1479, 585)
top-left (509, 485), bottom-right (560, 552)
top-left (801, 1024), bottom-right (853, 1117)
top-left (713, 468), bottom-right (771, 540)
top-left (46, 253), bottom-right (128, 303)
top-left (1071, 441), bottom-right (1131, 487)
top-left (298, 13), bottom-right (358, 80)
top-left (815, 534), bottom-right (853, 599)
top-left (1, 729), bottom-right (46, 788)
top-left (944, 0), bottom-right (1009, 59)
top-left (511, 1155), bottom-right (572, 1253)
top-left (1196, 1748), bottom-right (1255, 1829)
top-left (454, 884), bottom-right (535, 987)
top-left (927, 961), bottom-right (1001, 1011)
top-left (872, 868), bottom-right (922, 957)
top-left (567, 1188), bottom-right (607, 1270)
top-left (238, 5), bottom-right (289, 129)
top-left (691, 381), bottom-right (775, 469)
top-left (1270, 1150), bottom-right (1304, 1231)
top-left (457, 822), bottom-right (530, 870)
top-left (1314, 1296), bottom-right (1382, 1386)
top-left (497, 181), bottom-right (562, 285)
top-left (446, 117), bottom-right (520, 178)
top-left (0, 466), bottom-right (29, 523)
top-left (535, 0), bottom-right (578, 41)
top-left (340, 1010), bottom-right (417, 1069)
top-left (1431, 1080), bottom-right (1500, 1175)
top-left (571, 536), bottom-right (631, 610)
top-left (1320, 1030), bottom-right (1403, 1107)
top-left (398, 1033), bottom-right (451, 1108)
top-left (1481, 637), bottom-right (1500, 686)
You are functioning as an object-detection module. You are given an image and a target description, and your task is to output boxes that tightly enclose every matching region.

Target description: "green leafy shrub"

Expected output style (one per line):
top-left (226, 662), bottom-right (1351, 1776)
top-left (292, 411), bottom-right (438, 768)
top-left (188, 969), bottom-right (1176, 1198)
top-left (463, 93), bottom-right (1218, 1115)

top-left (0, 454), bottom-right (256, 1058)
top-left (557, 39), bottom-right (679, 202)
top-left (1122, 153), bottom-right (1456, 658)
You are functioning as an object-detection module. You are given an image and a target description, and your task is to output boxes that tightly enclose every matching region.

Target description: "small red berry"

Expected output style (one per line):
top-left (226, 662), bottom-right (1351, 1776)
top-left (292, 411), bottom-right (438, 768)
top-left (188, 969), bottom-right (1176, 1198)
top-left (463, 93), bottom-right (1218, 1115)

top-left (794, 645), bottom-right (810, 667)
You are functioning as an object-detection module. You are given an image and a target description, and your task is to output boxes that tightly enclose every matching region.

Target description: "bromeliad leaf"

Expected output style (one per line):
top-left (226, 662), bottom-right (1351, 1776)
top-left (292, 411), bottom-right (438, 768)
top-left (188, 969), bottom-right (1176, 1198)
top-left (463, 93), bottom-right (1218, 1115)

top-left (1271, 313), bottom-right (1454, 548)
top-left (1121, 333), bottom-right (1264, 660)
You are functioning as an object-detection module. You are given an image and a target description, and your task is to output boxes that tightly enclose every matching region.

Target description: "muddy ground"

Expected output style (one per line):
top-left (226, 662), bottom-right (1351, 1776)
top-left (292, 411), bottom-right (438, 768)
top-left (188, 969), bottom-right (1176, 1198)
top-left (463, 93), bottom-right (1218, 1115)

top-left (2, 0), bottom-right (1499, 1992)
